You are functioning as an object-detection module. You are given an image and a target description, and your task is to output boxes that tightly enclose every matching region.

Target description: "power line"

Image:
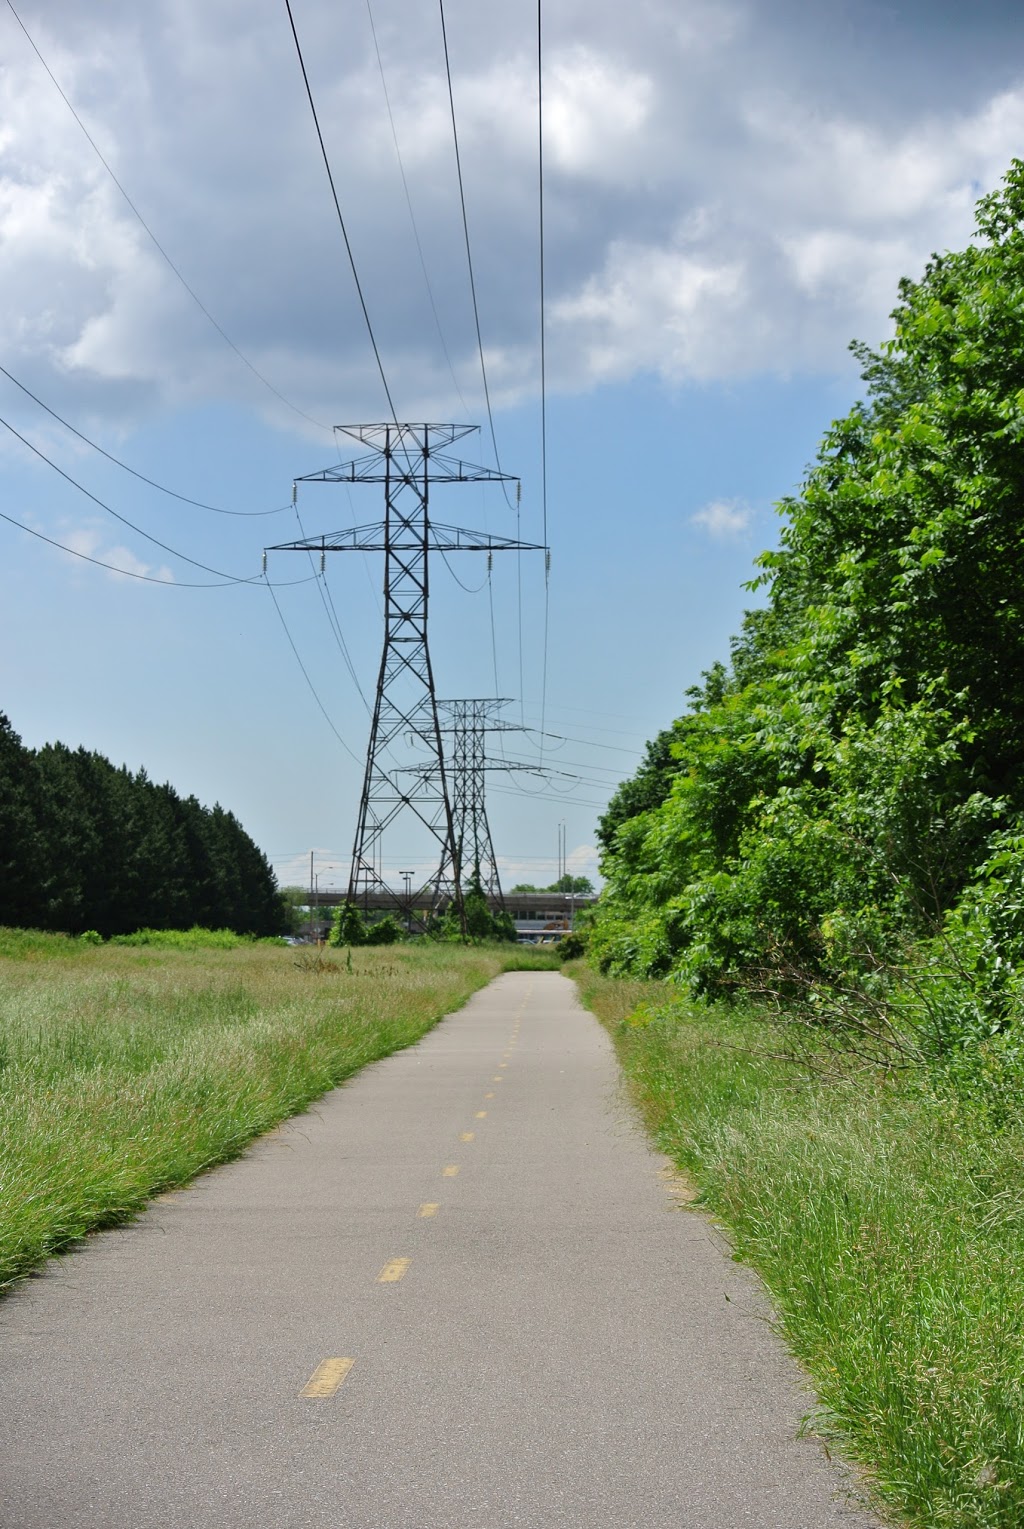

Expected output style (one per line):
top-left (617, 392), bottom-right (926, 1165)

top-left (524, 726), bottom-right (642, 756)
top-left (263, 573), bottom-right (364, 764)
top-left (0, 507), bottom-right (240, 587)
top-left (436, 0), bottom-right (512, 703)
top-left (537, 0), bottom-right (552, 766)
top-left (290, 503), bottom-right (369, 710)
top-left (364, 0), bottom-right (470, 418)
top-left (439, 546), bottom-right (488, 594)
top-left (0, 411), bottom-right (269, 583)
top-left (502, 750), bottom-right (626, 777)
top-left (4, 0), bottom-right (331, 434)
top-left (437, 0), bottom-right (513, 502)
top-left (0, 364), bottom-right (289, 518)
top-left (490, 782), bottom-right (606, 810)
top-left (283, 0), bottom-right (399, 423)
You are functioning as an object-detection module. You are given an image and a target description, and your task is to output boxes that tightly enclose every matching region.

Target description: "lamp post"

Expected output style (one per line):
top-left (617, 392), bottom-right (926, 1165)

top-left (401, 871), bottom-right (414, 932)
top-left (309, 859), bottom-right (337, 944)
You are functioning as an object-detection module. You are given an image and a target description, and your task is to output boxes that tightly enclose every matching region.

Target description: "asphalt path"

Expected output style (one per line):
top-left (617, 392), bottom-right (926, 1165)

top-left (0, 970), bottom-right (879, 1527)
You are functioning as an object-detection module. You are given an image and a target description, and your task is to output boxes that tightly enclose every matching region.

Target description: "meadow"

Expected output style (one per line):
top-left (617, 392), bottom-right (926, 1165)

top-left (571, 964), bottom-right (1024, 1529)
top-left (0, 929), bottom-right (554, 1290)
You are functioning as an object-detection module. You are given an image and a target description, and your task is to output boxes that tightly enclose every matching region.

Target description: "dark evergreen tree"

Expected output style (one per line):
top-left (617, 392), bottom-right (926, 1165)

top-left (0, 713), bottom-right (286, 937)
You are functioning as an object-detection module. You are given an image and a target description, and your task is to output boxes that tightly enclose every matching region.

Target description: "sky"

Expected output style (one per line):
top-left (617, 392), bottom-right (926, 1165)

top-left (1, 0), bottom-right (1022, 896)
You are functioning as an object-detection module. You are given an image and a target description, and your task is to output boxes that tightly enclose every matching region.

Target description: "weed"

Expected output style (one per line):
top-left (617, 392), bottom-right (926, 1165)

top-left (0, 936), bottom-right (538, 1291)
top-left (570, 964), bottom-right (1024, 1529)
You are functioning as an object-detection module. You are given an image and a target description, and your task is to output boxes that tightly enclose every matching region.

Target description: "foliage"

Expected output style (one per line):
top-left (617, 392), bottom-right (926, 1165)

top-left (363, 914), bottom-right (403, 946)
top-left (592, 161), bottom-right (1024, 1050)
top-left (0, 712), bottom-right (284, 938)
top-left (329, 901), bottom-right (369, 947)
top-left (428, 871), bottom-right (517, 943)
top-left (557, 931), bottom-right (588, 961)
top-left (510, 875), bottom-right (594, 894)
top-left (109, 927), bottom-right (283, 950)
top-left (278, 885), bottom-right (313, 936)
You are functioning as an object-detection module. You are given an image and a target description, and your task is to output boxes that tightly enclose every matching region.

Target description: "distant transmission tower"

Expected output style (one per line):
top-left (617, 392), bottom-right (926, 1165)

top-left (431, 698), bottom-right (531, 908)
top-left (267, 424), bottom-right (544, 931)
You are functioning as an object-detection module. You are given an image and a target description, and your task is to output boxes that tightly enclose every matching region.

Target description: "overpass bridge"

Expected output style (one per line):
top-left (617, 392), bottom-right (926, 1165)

top-left (302, 890), bottom-right (597, 942)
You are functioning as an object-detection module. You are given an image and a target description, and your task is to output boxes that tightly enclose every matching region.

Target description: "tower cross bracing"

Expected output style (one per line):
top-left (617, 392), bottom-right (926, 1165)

top-left (267, 424), bottom-right (544, 932)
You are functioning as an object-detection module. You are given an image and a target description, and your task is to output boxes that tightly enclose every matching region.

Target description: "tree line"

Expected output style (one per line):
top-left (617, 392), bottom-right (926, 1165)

top-left (0, 712), bottom-right (284, 937)
top-left (591, 161), bottom-right (1024, 1054)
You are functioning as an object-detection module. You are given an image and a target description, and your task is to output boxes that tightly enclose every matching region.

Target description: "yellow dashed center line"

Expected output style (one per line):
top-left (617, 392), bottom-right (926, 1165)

top-left (475, 1111), bottom-right (487, 1119)
top-left (378, 1257), bottom-right (411, 1283)
top-left (485, 1091), bottom-right (495, 1099)
top-left (460, 1131), bottom-right (475, 1142)
top-left (418, 1202), bottom-right (439, 1218)
top-left (442, 1164), bottom-right (460, 1177)
top-left (492, 1076), bottom-right (503, 1083)
top-left (300, 1358), bottom-right (354, 1398)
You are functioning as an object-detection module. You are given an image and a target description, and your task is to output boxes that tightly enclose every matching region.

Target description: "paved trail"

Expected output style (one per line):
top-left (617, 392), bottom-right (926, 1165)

top-left (0, 971), bottom-right (878, 1527)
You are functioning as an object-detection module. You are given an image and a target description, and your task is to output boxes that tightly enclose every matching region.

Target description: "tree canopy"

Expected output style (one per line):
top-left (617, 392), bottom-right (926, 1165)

top-left (591, 160), bottom-right (1024, 998)
top-left (0, 714), bottom-right (284, 937)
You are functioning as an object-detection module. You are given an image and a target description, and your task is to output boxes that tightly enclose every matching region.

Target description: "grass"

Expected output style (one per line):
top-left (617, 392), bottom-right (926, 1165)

top-left (569, 963), bottom-right (1024, 1529)
top-left (0, 932), bottom-right (556, 1290)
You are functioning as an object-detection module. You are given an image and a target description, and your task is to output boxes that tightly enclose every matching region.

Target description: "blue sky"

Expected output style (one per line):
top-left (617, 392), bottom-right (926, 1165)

top-left (1, 0), bottom-right (1022, 894)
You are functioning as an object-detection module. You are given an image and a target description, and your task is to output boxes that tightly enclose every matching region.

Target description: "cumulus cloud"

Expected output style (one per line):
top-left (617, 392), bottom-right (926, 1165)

top-left (690, 499), bottom-right (753, 540)
top-left (0, 0), bottom-right (1021, 425)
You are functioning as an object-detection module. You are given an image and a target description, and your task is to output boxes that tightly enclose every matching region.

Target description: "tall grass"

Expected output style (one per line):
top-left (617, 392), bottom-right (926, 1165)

top-left (571, 964), bottom-right (1024, 1529)
top-left (0, 935), bottom-right (555, 1289)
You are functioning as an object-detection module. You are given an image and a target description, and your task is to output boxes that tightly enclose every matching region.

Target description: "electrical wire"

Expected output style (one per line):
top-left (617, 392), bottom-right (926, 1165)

top-left (537, 0), bottom-right (551, 766)
top-left (4, 0), bottom-right (331, 434)
top-left (283, 0), bottom-right (399, 423)
top-left (490, 782), bottom-right (606, 810)
top-left (263, 573), bottom-right (364, 764)
top-left (0, 412), bottom-right (273, 583)
top-left (364, 0), bottom-right (470, 418)
top-left (487, 562), bottom-right (500, 694)
top-left (437, 0), bottom-right (514, 509)
top-left (0, 364), bottom-right (290, 518)
top-left (439, 547), bottom-right (488, 594)
top-left (290, 503), bottom-right (370, 710)
top-left (0, 507), bottom-right (241, 587)
top-left (523, 726), bottom-right (642, 756)
top-left (503, 749), bottom-right (625, 776)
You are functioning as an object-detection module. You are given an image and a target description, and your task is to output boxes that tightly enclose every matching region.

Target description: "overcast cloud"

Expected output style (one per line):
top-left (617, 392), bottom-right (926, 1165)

top-left (1, 0), bottom-right (1022, 429)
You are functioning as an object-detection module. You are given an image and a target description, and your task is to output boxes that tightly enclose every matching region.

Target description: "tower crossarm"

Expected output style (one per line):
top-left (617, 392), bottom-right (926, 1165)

top-left (266, 524), bottom-right (544, 555)
top-left (264, 423), bottom-right (546, 933)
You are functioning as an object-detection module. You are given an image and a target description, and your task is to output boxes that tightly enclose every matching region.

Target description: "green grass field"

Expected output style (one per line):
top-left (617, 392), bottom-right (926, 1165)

top-left (570, 965), bottom-right (1024, 1529)
top-left (0, 930), bottom-right (555, 1291)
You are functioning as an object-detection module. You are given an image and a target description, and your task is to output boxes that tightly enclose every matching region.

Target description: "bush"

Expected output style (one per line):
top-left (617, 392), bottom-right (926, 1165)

top-left (558, 931), bottom-right (588, 961)
top-left (363, 914), bottom-right (403, 946)
top-left (329, 902), bottom-right (367, 947)
top-left (109, 927), bottom-right (260, 950)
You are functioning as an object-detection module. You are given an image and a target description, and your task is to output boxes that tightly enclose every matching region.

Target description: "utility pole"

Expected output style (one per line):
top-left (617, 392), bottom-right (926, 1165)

top-left (267, 425), bottom-right (545, 933)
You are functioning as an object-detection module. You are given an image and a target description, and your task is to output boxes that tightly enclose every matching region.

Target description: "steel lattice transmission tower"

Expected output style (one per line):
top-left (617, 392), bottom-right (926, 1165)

top-left (267, 424), bottom-right (544, 931)
top-left (406, 697), bottom-right (545, 911)
top-left (434, 698), bottom-right (527, 907)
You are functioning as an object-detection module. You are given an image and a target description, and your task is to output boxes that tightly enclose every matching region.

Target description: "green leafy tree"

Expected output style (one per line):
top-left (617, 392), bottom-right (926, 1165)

top-left (329, 902), bottom-right (367, 946)
top-left (593, 160), bottom-right (1024, 1000)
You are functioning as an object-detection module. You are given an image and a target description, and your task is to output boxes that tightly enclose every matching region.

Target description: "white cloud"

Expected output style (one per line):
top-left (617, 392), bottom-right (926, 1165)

top-left (60, 524), bottom-right (174, 582)
top-left (690, 499), bottom-right (753, 540)
top-left (0, 0), bottom-right (1021, 422)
